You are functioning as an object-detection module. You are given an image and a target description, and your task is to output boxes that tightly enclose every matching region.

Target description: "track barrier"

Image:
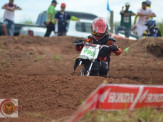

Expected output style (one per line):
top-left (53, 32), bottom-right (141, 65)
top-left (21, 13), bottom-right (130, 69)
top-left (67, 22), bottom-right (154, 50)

top-left (67, 84), bottom-right (163, 122)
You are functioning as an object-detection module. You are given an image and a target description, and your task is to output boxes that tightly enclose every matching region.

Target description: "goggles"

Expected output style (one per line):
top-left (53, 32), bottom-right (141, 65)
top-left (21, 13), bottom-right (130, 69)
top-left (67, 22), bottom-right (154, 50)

top-left (92, 31), bottom-right (104, 37)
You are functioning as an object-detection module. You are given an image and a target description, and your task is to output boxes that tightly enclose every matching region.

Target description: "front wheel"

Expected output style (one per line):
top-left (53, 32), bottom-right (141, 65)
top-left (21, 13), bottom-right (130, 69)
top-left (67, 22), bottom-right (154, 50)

top-left (72, 65), bottom-right (86, 76)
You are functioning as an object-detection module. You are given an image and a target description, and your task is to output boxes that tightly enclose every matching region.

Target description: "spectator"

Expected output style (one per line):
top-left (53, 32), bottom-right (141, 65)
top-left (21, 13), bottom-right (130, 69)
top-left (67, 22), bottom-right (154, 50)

top-left (2, 0), bottom-right (22, 36)
top-left (146, 0), bottom-right (151, 8)
top-left (55, 3), bottom-right (79, 36)
top-left (44, 0), bottom-right (57, 37)
top-left (134, 0), bottom-right (152, 25)
top-left (115, 2), bottom-right (135, 38)
top-left (133, 1), bottom-right (156, 38)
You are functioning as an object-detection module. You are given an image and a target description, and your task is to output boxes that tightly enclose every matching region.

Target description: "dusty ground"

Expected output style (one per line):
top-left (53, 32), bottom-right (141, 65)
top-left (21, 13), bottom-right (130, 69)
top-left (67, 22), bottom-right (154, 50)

top-left (0, 35), bottom-right (162, 122)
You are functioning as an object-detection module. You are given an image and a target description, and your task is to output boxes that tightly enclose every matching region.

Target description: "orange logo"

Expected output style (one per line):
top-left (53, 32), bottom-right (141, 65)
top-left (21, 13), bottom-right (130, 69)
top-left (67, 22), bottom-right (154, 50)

top-left (0, 99), bottom-right (18, 117)
top-left (2, 102), bottom-right (16, 115)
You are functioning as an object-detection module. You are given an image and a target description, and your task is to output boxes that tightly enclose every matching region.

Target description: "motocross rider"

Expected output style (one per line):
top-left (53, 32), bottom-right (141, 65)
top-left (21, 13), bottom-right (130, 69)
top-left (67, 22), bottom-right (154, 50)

top-left (74, 17), bottom-right (122, 77)
top-left (143, 19), bottom-right (161, 37)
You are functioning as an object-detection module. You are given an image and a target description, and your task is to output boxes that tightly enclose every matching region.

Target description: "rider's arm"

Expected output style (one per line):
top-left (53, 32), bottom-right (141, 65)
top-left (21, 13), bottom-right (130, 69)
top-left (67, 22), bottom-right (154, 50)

top-left (113, 45), bottom-right (123, 56)
top-left (74, 39), bottom-right (85, 51)
top-left (107, 38), bottom-right (122, 55)
top-left (76, 45), bottom-right (84, 51)
top-left (75, 38), bottom-right (93, 51)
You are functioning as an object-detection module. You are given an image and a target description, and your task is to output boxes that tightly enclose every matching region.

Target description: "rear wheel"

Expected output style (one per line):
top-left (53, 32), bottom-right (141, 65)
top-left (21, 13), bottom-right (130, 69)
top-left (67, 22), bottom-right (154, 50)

top-left (73, 65), bottom-right (86, 76)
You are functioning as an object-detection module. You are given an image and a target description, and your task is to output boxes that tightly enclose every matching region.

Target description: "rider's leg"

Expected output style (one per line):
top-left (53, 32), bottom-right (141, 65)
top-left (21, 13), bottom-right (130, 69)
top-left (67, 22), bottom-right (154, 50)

top-left (74, 58), bottom-right (81, 70)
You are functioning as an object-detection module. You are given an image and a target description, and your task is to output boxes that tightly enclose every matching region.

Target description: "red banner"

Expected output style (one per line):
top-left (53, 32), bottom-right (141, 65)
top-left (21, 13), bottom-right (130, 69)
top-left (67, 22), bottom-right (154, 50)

top-left (67, 84), bottom-right (163, 122)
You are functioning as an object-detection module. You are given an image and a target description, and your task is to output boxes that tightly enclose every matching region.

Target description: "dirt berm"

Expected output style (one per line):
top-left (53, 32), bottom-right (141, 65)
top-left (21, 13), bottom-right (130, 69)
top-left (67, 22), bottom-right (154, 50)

top-left (0, 35), bottom-right (162, 122)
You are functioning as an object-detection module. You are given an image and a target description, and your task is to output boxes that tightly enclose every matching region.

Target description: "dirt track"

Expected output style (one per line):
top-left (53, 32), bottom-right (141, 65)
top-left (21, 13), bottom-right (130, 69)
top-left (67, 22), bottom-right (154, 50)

top-left (0, 35), bottom-right (162, 122)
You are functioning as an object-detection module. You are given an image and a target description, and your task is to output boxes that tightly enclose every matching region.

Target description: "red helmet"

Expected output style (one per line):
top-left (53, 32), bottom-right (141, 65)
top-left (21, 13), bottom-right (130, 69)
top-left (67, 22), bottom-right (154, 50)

top-left (91, 17), bottom-right (108, 40)
top-left (61, 3), bottom-right (66, 7)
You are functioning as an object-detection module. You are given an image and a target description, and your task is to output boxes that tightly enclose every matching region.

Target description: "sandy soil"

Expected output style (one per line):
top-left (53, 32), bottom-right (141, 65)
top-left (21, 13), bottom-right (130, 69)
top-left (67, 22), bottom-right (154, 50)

top-left (0, 35), bottom-right (162, 122)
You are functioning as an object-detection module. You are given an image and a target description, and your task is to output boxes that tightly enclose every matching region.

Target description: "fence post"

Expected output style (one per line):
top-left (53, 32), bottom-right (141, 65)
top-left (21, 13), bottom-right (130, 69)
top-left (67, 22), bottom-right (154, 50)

top-left (110, 11), bottom-right (114, 33)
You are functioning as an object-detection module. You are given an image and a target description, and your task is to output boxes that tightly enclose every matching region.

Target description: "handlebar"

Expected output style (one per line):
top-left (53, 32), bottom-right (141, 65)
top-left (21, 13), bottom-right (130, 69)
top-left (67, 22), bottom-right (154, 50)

top-left (73, 42), bottom-right (84, 45)
top-left (73, 41), bottom-right (110, 49)
top-left (74, 41), bottom-right (119, 52)
top-left (85, 43), bottom-right (110, 49)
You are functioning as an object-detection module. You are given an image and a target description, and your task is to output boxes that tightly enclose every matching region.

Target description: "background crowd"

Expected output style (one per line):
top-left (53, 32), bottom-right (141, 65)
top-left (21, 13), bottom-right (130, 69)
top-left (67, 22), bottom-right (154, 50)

top-left (115, 0), bottom-right (161, 38)
top-left (1, 0), bottom-right (161, 38)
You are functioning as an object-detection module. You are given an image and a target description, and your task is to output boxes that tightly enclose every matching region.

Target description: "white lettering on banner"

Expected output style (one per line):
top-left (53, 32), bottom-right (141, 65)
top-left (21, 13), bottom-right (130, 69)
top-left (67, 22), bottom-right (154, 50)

top-left (108, 92), bottom-right (134, 103)
top-left (139, 90), bottom-right (149, 103)
top-left (68, 84), bottom-right (163, 122)
top-left (99, 88), bottom-right (111, 103)
top-left (130, 86), bottom-right (144, 109)
top-left (145, 94), bottom-right (163, 103)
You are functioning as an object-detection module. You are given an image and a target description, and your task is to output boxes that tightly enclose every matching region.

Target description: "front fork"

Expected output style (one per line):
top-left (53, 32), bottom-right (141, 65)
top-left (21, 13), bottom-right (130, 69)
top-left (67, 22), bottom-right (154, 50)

top-left (86, 60), bottom-right (94, 76)
top-left (74, 58), bottom-right (95, 76)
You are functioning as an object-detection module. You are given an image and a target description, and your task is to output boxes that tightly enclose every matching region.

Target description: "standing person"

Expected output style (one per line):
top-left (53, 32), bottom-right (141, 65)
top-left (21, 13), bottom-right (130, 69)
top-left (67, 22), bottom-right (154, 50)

top-left (134, 1), bottom-right (156, 38)
top-left (133, 0), bottom-right (152, 25)
top-left (115, 2), bottom-right (135, 38)
top-left (2, 0), bottom-right (22, 36)
top-left (44, 0), bottom-right (57, 37)
top-left (55, 3), bottom-right (79, 36)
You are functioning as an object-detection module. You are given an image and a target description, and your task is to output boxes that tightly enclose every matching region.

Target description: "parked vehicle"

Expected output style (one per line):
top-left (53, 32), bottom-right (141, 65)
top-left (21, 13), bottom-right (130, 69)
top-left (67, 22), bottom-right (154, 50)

top-left (0, 22), bottom-right (40, 36)
top-left (0, 11), bottom-right (97, 37)
top-left (20, 11), bottom-right (98, 38)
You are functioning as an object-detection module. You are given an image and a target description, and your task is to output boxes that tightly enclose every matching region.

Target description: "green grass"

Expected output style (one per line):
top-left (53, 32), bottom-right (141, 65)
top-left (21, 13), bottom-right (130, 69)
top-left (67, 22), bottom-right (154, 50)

top-left (53, 55), bottom-right (61, 61)
top-left (0, 61), bottom-right (6, 67)
top-left (80, 108), bottom-right (163, 122)
top-left (157, 20), bottom-right (163, 36)
top-left (34, 55), bottom-right (42, 62)
top-left (0, 41), bottom-right (5, 52)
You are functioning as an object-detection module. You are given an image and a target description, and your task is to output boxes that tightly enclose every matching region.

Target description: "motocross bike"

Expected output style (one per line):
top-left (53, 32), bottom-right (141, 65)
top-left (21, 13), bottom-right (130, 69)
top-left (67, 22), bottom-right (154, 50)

top-left (72, 40), bottom-right (110, 76)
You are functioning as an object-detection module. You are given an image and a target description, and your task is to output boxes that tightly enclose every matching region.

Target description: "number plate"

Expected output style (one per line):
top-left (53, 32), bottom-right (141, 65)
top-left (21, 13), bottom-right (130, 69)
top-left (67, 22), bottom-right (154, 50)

top-left (79, 45), bottom-right (99, 60)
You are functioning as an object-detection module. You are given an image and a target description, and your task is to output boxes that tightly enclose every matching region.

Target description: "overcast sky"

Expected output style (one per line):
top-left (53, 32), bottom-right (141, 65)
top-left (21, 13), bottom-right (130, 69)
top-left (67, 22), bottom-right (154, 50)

top-left (0, 0), bottom-right (162, 24)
